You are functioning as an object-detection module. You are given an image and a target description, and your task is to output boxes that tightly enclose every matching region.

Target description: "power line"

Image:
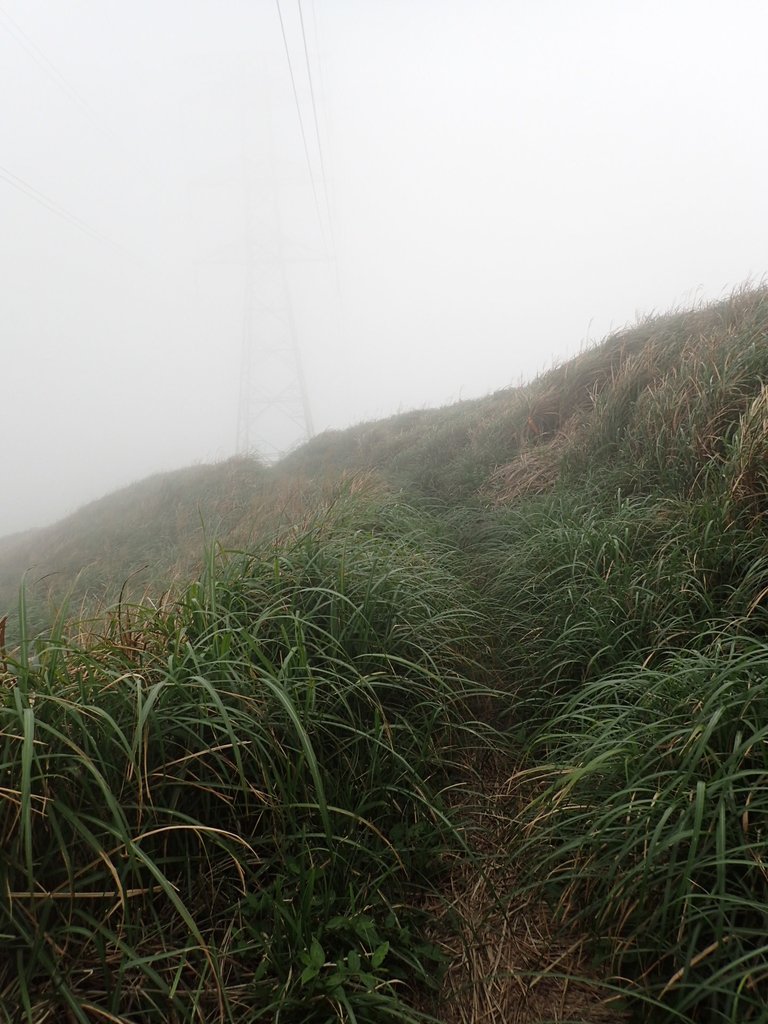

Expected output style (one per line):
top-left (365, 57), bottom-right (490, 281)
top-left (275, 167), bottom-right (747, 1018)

top-left (0, 163), bottom-right (134, 257)
top-left (297, 0), bottom-right (335, 252)
top-left (274, 0), bottom-right (327, 252)
top-left (298, 0), bottom-right (347, 344)
top-left (0, 4), bottom-right (109, 140)
top-left (0, 4), bottom-right (159, 189)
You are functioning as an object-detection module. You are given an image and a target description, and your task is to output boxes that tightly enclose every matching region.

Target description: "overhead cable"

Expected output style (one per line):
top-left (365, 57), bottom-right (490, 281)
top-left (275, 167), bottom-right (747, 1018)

top-left (274, 0), bottom-right (328, 252)
top-left (297, 0), bottom-right (335, 252)
top-left (0, 4), bottom-right (109, 139)
top-left (0, 163), bottom-right (134, 257)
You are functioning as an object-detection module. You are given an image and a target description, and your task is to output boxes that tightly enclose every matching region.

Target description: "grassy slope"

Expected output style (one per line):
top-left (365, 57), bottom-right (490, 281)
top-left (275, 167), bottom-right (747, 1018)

top-left (3, 287), bottom-right (768, 1021)
top-left (7, 284), bottom-right (766, 622)
top-left (0, 458), bottom-right (271, 639)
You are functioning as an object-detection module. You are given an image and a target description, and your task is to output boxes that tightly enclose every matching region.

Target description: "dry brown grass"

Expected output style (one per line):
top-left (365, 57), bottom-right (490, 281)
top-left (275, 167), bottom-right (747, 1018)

top-left (0, 613), bottom-right (6, 673)
top-left (488, 433), bottom-right (570, 503)
top-left (488, 287), bottom-right (768, 507)
top-left (423, 759), bottom-right (627, 1024)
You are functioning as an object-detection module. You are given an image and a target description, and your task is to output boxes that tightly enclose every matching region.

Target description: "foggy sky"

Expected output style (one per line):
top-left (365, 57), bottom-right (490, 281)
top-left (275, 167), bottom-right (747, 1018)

top-left (2, 0), bottom-right (767, 537)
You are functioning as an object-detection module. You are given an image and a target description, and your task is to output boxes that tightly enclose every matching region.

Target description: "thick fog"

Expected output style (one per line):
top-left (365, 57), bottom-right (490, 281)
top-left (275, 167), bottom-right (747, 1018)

top-left (2, 0), bottom-right (767, 537)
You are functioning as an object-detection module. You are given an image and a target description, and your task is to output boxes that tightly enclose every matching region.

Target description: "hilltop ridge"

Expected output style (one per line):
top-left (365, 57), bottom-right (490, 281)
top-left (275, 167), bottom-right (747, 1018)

top-left (3, 285), bottom-right (768, 636)
top-left (5, 285), bottom-right (768, 1021)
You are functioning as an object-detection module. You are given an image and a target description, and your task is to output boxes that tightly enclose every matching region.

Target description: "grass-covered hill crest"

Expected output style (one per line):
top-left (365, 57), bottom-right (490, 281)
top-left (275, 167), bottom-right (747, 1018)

top-left (3, 286), bottom-right (768, 1023)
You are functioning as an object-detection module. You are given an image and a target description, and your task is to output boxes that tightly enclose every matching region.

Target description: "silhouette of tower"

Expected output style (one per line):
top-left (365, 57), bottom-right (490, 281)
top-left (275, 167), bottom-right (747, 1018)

top-left (196, 78), bottom-right (317, 462)
top-left (233, 98), bottom-right (317, 455)
top-left (234, 145), bottom-right (315, 458)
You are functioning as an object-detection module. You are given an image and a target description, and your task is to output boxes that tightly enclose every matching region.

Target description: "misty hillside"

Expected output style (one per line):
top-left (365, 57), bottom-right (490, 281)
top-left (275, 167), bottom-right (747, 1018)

top-left (5, 287), bottom-right (768, 1023)
top-left (5, 2), bottom-right (768, 1020)
top-left (0, 458), bottom-right (266, 637)
top-left (4, 286), bottom-right (768, 635)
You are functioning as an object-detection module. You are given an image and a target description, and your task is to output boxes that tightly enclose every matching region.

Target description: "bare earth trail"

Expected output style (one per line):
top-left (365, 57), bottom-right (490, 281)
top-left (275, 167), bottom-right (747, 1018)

top-left (425, 758), bottom-right (626, 1024)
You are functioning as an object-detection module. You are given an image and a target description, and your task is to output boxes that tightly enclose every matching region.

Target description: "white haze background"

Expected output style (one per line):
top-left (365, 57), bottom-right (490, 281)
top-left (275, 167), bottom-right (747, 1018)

top-left (2, 0), bottom-right (767, 536)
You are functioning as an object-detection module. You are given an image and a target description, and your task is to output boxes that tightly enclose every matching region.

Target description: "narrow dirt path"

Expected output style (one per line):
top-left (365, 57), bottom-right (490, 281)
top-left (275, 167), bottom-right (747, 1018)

top-left (423, 757), bottom-right (627, 1024)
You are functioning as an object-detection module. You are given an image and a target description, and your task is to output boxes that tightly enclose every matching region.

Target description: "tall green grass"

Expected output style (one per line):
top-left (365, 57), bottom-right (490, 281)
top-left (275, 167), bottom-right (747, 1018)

top-left (513, 640), bottom-right (768, 1021)
top-left (0, 495), bottom-right (501, 1023)
top-left (481, 485), bottom-right (768, 691)
top-left (472, 319), bottom-right (768, 1020)
top-left (6, 288), bottom-right (768, 1022)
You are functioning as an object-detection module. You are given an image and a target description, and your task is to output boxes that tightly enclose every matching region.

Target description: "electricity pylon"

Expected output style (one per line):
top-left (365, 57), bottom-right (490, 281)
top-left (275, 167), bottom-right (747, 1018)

top-left (235, 144), bottom-right (315, 459)
top-left (235, 189), bottom-right (315, 457)
top-left (199, 90), bottom-right (317, 462)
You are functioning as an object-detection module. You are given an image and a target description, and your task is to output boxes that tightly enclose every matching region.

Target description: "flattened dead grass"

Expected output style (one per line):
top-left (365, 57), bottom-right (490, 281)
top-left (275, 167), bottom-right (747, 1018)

top-left (425, 761), bottom-right (626, 1024)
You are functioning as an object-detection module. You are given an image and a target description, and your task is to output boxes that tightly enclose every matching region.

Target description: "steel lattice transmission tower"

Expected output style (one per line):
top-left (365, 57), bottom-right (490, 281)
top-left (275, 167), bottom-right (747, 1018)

top-left (234, 142), bottom-right (315, 460)
top-left (197, 88), bottom-right (317, 461)
top-left (193, 53), bottom-right (330, 462)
